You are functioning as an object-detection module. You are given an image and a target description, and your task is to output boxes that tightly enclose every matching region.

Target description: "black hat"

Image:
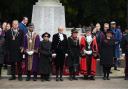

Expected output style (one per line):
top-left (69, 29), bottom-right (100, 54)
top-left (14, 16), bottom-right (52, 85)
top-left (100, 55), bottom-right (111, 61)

top-left (28, 23), bottom-right (34, 27)
top-left (106, 30), bottom-right (113, 34)
top-left (85, 27), bottom-right (92, 32)
top-left (42, 32), bottom-right (51, 38)
top-left (71, 28), bottom-right (78, 33)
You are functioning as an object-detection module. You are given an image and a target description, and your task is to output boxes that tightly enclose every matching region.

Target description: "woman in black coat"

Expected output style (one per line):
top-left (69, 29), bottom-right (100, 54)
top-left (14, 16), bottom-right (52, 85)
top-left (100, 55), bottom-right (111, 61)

top-left (100, 31), bottom-right (115, 80)
top-left (39, 32), bottom-right (52, 81)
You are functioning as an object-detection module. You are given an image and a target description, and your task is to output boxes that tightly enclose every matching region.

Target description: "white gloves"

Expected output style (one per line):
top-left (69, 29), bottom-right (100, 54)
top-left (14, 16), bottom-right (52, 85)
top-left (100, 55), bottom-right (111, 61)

top-left (52, 53), bottom-right (68, 58)
top-left (52, 53), bottom-right (56, 58)
top-left (65, 53), bottom-right (68, 57)
top-left (84, 50), bottom-right (92, 55)
top-left (122, 54), bottom-right (125, 56)
top-left (26, 50), bottom-right (34, 56)
top-left (23, 54), bottom-right (25, 59)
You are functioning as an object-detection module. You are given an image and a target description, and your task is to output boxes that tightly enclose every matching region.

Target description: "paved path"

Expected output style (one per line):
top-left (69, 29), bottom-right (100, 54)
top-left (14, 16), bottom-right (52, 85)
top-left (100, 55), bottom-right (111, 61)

top-left (0, 77), bottom-right (128, 89)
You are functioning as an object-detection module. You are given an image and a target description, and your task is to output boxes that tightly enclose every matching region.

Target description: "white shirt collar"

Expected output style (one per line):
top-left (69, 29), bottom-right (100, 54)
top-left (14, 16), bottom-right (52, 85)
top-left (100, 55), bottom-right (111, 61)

top-left (22, 21), bottom-right (26, 26)
top-left (59, 33), bottom-right (64, 41)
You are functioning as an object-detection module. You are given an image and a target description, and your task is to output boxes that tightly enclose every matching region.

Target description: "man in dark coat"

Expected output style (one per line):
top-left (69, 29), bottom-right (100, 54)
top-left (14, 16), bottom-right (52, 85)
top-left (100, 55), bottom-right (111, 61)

top-left (19, 17), bottom-right (28, 35)
top-left (67, 28), bottom-right (80, 81)
top-left (5, 20), bottom-right (24, 81)
top-left (92, 23), bottom-right (104, 55)
top-left (121, 28), bottom-right (128, 80)
top-left (0, 28), bottom-right (5, 79)
top-left (51, 26), bottom-right (68, 81)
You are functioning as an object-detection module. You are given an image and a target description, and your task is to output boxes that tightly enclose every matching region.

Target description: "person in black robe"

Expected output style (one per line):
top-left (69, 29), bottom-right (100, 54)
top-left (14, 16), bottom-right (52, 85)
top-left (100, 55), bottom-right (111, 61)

top-left (121, 28), bottom-right (128, 80)
top-left (51, 26), bottom-right (68, 81)
top-left (39, 32), bottom-right (52, 81)
top-left (5, 20), bottom-right (24, 81)
top-left (67, 28), bottom-right (80, 81)
top-left (0, 28), bottom-right (5, 79)
top-left (100, 31), bottom-right (115, 80)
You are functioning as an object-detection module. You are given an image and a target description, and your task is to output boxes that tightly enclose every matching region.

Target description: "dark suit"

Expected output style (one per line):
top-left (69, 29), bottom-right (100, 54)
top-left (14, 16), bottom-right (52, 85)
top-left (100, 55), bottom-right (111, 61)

top-left (5, 29), bottom-right (24, 77)
top-left (51, 33), bottom-right (68, 78)
top-left (67, 37), bottom-right (80, 77)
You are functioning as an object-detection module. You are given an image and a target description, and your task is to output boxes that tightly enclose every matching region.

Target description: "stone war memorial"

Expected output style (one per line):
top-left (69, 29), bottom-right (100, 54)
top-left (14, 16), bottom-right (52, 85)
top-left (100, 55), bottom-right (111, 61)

top-left (0, 0), bottom-right (127, 89)
top-left (31, 0), bottom-right (125, 77)
top-left (32, 0), bottom-right (65, 39)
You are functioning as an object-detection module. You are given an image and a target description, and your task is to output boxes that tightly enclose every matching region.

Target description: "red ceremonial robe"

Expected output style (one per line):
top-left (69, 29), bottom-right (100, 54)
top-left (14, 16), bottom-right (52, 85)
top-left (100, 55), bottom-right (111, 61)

top-left (80, 36), bottom-right (98, 76)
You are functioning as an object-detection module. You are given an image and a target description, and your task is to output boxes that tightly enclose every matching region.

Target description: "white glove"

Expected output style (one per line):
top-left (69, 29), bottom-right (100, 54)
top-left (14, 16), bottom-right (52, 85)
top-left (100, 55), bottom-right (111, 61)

top-left (122, 54), bottom-right (125, 56)
top-left (84, 50), bottom-right (92, 55)
top-left (65, 53), bottom-right (68, 57)
top-left (23, 54), bottom-right (25, 59)
top-left (52, 53), bottom-right (56, 58)
top-left (88, 51), bottom-right (92, 55)
top-left (27, 51), bottom-right (34, 56)
top-left (83, 50), bottom-right (87, 54)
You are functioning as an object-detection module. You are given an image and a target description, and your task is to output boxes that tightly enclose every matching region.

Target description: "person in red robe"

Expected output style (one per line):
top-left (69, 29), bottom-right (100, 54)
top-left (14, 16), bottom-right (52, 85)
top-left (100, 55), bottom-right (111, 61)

top-left (80, 27), bottom-right (98, 80)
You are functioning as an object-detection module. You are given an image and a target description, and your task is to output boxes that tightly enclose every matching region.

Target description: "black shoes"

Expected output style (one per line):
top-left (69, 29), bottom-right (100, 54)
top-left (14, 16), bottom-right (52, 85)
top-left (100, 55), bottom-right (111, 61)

top-left (18, 75), bottom-right (23, 81)
top-left (90, 76), bottom-right (95, 80)
top-left (56, 77), bottom-right (59, 81)
top-left (45, 78), bottom-right (50, 81)
top-left (56, 77), bottom-right (64, 81)
top-left (69, 75), bottom-right (78, 81)
top-left (69, 77), bottom-right (73, 81)
top-left (26, 77), bottom-right (37, 81)
top-left (26, 76), bottom-right (31, 81)
top-left (125, 76), bottom-right (128, 80)
top-left (103, 77), bottom-right (110, 80)
top-left (9, 75), bottom-right (16, 80)
top-left (73, 76), bottom-right (78, 80)
top-left (103, 77), bottom-right (106, 80)
top-left (33, 76), bottom-right (37, 81)
top-left (83, 75), bottom-right (95, 80)
top-left (9, 75), bottom-right (23, 81)
top-left (41, 75), bottom-right (50, 81)
top-left (107, 77), bottom-right (110, 80)
top-left (60, 77), bottom-right (64, 81)
top-left (83, 75), bottom-right (88, 80)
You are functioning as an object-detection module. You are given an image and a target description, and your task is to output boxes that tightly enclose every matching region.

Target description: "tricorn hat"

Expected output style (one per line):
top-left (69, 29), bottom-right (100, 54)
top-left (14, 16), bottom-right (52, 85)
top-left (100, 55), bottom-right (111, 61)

top-left (71, 28), bottom-right (78, 33)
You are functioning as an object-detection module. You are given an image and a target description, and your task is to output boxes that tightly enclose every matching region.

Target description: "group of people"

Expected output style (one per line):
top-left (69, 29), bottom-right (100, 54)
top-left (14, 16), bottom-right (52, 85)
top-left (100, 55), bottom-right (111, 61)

top-left (0, 17), bottom-right (128, 82)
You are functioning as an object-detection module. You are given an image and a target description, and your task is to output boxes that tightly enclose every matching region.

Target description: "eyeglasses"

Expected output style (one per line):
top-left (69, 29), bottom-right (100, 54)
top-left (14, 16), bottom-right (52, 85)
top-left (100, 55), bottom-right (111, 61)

top-left (44, 36), bottom-right (49, 37)
top-left (104, 27), bottom-right (109, 28)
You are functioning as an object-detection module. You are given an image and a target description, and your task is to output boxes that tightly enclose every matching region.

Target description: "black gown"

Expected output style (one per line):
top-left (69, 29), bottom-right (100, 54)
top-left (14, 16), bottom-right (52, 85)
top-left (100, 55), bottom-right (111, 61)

top-left (39, 40), bottom-right (52, 74)
top-left (100, 38), bottom-right (115, 67)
